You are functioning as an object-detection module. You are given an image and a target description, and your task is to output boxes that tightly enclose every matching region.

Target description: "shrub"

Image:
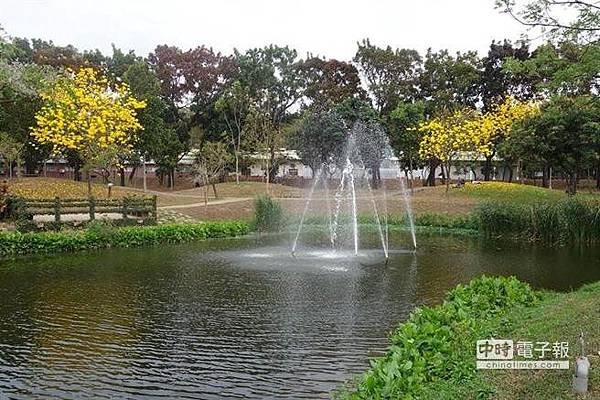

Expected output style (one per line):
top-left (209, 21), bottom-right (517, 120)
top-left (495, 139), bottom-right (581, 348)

top-left (252, 195), bottom-right (284, 233)
top-left (476, 201), bottom-right (527, 236)
top-left (0, 221), bottom-right (250, 258)
top-left (476, 198), bottom-right (600, 245)
top-left (340, 276), bottom-right (538, 399)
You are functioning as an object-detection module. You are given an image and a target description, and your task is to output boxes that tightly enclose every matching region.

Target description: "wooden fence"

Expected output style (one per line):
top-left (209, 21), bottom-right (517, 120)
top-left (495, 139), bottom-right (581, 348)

top-left (20, 196), bottom-right (157, 223)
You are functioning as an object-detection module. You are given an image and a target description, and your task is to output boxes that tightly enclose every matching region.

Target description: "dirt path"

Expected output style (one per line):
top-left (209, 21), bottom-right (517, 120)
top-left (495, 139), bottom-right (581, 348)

top-left (159, 197), bottom-right (251, 210)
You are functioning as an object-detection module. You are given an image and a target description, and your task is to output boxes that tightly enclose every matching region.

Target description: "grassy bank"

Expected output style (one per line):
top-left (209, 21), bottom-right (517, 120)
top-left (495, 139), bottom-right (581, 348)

top-left (477, 198), bottom-right (600, 245)
top-left (483, 281), bottom-right (600, 399)
top-left (338, 277), bottom-right (600, 399)
top-left (0, 221), bottom-right (249, 258)
top-left (337, 276), bottom-right (539, 399)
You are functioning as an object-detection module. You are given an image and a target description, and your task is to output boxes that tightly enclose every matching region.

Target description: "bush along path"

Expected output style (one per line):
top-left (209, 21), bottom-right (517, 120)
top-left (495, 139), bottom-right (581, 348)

top-left (337, 276), bottom-right (540, 399)
top-left (0, 221), bottom-right (249, 258)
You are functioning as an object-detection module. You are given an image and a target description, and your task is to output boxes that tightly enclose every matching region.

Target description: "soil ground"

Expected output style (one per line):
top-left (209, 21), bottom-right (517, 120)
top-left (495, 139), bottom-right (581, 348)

top-left (6, 178), bottom-right (597, 224)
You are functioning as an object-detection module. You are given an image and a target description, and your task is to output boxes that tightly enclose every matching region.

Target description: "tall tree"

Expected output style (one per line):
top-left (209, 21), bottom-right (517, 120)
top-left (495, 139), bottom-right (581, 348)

top-left (504, 95), bottom-right (600, 194)
top-left (215, 80), bottom-right (251, 184)
top-left (31, 68), bottom-right (146, 195)
top-left (418, 108), bottom-right (480, 193)
top-left (287, 109), bottom-right (346, 173)
top-left (123, 60), bottom-right (174, 190)
top-left (419, 49), bottom-right (482, 113)
top-left (388, 101), bottom-right (426, 184)
top-left (474, 97), bottom-right (539, 181)
top-left (236, 45), bottom-right (305, 181)
top-left (353, 39), bottom-right (422, 116)
top-left (298, 57), bottom-right (366, 109)
top-left (480, 39), bottom-right (536, 111)
top-left (148, 45), bottom-right (235, 186)
top-left (0, 37), bottom-right (59, 174)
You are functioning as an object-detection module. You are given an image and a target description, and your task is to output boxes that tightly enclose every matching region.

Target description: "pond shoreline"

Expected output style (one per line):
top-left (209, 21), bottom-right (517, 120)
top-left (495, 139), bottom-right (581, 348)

top-left (338, 277), bottom-right (600, 399)
top-left (0, 221), bottom-right (250, 258)
top-left (4, 208), bottom-right (600, 259)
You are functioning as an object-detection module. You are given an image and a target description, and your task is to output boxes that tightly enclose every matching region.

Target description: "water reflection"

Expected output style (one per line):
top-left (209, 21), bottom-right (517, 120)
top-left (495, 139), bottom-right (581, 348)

top-left (0, 234), bottom-right (599, 399)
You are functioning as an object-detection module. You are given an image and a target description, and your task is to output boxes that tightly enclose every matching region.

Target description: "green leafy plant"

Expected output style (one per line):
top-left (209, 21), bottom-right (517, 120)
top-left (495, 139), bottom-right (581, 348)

top-left (339, 276), bottom-right (538, 399)
top-left (252, 195), bottom-right (284, 233)
top-left (0, 221), bottom-right (250, 258)
top-left (476, 198), bottom-right (600, 245)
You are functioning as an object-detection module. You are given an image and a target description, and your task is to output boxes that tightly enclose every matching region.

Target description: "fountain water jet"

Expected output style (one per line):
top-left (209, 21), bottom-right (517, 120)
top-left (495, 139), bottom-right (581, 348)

top-left (291, 165), bottom-right (324, 257)
top-left (290, 120), bottom-right (417, 259)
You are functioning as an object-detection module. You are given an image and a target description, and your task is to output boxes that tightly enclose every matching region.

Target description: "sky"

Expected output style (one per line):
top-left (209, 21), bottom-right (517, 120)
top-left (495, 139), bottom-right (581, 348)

top-left (1, 0), bottom-right (532, 60)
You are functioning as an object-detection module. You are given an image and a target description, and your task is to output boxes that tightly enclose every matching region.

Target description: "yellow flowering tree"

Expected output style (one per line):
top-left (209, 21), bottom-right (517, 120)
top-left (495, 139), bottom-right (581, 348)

top-left (418, 108), bottom-right (478, 193)
top-left (31, 68), bottom-right (146, 195)
top-left (474, 97), bottom-right (539, 180)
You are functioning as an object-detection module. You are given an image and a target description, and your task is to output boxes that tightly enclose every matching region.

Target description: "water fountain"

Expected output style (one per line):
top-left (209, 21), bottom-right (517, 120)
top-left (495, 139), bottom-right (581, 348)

top-left (290, 120), bottom-right (417, 260)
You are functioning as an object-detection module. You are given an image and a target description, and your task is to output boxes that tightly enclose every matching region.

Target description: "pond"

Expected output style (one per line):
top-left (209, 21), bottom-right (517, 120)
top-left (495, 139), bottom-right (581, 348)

top-left (0, 233), bottom-right (599, 399)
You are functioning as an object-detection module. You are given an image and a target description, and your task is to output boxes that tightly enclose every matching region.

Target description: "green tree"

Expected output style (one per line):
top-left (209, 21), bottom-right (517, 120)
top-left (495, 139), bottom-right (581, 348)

top-left (333, 98), bottom-right (387, 187)
top-left (353, 39), bottom-right (421, 116)
top-left (388, 101), bottom-right (426, 185)
top-left (287, 109), bottom-right (346, 174)
top-left (419, 49), bottom-right (482, 113)
top-left (243, 105), bottom-right (281, 193)
top-left (504, 41), bottom-right (600, 96)
top-left (236, 45), bottom-right (305, 181)
top-left (0, 131), bottom-right (24, 179)
top-left (193, 141), bottom-right (232, 203)
top-left (504, 95), bottom-right (600, 194)
top-left (215, 81), bottom-right (251, 184)
top-left (123, 60), bottom-right (172, 190)
top-left (0, 39), bottom-right (59, 174)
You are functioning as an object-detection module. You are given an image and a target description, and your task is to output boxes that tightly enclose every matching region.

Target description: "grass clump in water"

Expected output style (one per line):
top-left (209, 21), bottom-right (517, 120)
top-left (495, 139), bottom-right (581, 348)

top-left (252, 195), bottom-right (285, 233)
top-left (476, 197), bottom-right (600, 244)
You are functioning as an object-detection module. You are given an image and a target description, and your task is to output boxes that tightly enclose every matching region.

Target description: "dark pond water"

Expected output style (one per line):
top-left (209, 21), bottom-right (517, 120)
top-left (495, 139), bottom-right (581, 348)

top-left (0, 232), bottom-right (599, 399)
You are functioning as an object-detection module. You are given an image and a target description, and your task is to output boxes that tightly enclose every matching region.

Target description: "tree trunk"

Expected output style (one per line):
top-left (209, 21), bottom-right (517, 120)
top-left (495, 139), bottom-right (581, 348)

top-left (265, 159), bottom-right (270, 194)
top-left (483, 155), bottom-right (493, 181)
top-left (203, 175), bottom-right (209, 206)
top-left (211, 180), bottom-right (218, 198)
top-left (128, 167), bottom-right (137, 185)
top-left (119, 167), bottom-right (126, 186)
top-left (426, 160), bottom-right (437, 187)
top-left (508, 166), bottom-right (514, 183)
top-left (445, 162), bottom-right (451, 194)
top-left (542, 166), bottom-right (550, 188)
top-left (235, 152), bottom-right (240, 185)
top-left (86, 170), bottom-right (92, 197)
top-left (143, 157), bottom-right (147, 193)
top-left (371, 164), bottom-right (381, 189)
top-left (440, 164), bottom-right (446, 185)
top-left (566, 172), bottom-right (578, 195)
top-left (596, 160), bottom-right (600, 190)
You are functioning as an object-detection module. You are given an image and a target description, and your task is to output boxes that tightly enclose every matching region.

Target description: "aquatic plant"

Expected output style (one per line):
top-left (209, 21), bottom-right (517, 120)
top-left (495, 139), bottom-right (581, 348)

top-left (338, 276), bottom-right (538, 399)
top-left (252, 195), bottom-right (284, 233)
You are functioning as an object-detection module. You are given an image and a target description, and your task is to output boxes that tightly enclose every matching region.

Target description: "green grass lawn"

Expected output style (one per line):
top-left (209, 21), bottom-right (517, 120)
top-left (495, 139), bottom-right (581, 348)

top-left (340, 278), bottom-right (600, 400)
top-left (482, 282), bottom-right (600, 399)
top-left (458, 182), bottom-right (566, 204)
